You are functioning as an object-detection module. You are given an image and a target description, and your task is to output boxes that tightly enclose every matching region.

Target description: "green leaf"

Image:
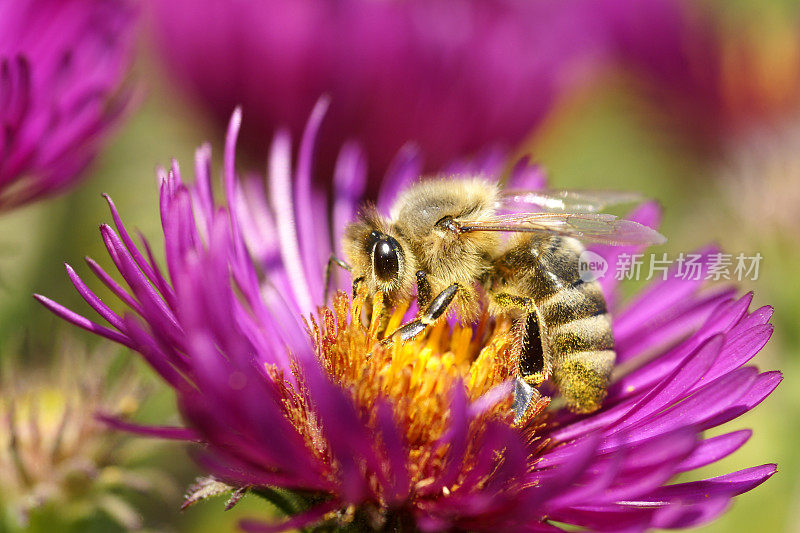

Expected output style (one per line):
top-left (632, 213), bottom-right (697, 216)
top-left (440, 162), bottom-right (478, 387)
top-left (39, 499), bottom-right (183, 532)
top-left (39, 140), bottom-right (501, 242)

top-left (181, 477), bottom-right (238, 511)
top-left (249, 487), bottom-right (299, 517)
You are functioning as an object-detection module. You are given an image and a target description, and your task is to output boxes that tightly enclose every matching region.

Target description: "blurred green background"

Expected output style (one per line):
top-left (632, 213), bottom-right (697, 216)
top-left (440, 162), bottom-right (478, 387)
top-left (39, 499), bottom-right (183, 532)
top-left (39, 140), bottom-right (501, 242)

top-left (2, 1), bottom-right (799, 531)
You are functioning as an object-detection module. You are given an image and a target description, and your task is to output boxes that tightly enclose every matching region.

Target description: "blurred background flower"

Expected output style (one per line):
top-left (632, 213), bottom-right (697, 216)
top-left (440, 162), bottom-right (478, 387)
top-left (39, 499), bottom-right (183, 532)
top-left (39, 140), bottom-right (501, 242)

top-left (0, 343), bottom-right (173, 531)
top-left (146, 0), bottom-right (606, 190)
top-left (602, 0), bottom-right (800, 156)
top-left (0, 0), bottom-right (136, 210)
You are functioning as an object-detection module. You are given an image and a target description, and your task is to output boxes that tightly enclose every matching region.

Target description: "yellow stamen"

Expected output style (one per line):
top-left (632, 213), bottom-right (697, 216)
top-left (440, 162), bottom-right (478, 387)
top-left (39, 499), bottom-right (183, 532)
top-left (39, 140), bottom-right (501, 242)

top-left (276, 287), bottom-right (551, 499)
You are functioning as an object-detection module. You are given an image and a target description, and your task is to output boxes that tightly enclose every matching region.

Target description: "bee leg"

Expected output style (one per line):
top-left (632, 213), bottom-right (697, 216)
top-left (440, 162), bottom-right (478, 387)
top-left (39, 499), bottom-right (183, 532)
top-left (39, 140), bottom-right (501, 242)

top-left (382, 283), bottom-right (459, 343)
top-left (491, 292), bottom-right (547, 423)
top-left (513, 378), bottom-right (536, 424)
top-left (490, 295), bottom-right (541, 378)
top-left (324, 254), bottom-right (352, 304)
top-left (351, 276), bottom-right (366, 301)
top-left (415, 270), bottom-right (432, 309)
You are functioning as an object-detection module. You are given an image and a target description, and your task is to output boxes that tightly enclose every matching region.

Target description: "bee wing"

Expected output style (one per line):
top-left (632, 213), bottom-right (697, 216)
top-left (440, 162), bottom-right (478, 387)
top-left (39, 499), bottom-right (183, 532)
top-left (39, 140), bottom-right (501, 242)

top-left (499, 189), bottom-right (647, 213)
top-left (458, 212), bottom-right (666, 246)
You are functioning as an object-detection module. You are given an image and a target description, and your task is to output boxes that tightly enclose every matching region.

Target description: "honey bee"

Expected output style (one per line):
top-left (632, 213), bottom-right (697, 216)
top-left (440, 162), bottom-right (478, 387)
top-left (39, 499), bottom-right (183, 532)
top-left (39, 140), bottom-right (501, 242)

top-left (330, 178), bottom-right (664, 420)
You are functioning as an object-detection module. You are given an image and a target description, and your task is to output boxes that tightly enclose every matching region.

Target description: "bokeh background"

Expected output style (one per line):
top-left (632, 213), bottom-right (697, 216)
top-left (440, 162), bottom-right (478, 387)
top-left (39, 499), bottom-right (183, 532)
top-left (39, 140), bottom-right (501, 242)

top-left (1, 0), bottom-right (799, 531)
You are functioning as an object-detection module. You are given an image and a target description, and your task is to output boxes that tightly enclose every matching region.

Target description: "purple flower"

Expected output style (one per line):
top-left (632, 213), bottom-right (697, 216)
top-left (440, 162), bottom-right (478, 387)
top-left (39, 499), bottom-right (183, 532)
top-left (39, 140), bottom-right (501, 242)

top-left (147, 0), bottom-right (605, 187)
top-left (0, 0), bottom-right (136, 210)
top-left (38, 105), bottom-right (779, 531)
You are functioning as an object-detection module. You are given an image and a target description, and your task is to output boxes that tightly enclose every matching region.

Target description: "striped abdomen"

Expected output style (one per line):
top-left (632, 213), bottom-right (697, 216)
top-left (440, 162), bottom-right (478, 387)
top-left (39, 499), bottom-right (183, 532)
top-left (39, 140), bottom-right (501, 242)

top-left (491, 235), bottom-right (615, 413)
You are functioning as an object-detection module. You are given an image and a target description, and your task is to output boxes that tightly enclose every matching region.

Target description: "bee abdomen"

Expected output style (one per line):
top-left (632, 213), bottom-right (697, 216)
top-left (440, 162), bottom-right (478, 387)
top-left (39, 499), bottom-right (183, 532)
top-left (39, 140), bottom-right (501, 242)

top-left (548, 313), bottom-right (614, 354)
top-left (552, 349), bottom-right (615, 413)
top-left (537, 280), bottom-right (607, 325)
top-left (538, 289), bottom-right (616, 413)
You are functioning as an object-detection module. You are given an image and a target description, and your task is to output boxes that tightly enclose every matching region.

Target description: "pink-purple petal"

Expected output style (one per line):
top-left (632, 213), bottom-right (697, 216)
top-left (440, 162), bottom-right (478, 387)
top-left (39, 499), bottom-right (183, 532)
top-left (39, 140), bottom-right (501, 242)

top-left (677, 430), bottom-right (752, 473)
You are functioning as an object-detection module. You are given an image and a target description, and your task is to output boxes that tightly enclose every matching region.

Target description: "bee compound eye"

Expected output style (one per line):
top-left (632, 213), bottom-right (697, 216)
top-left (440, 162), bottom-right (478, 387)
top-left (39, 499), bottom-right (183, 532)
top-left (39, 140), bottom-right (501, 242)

top-left (372, 236), bottom-right (401, 283)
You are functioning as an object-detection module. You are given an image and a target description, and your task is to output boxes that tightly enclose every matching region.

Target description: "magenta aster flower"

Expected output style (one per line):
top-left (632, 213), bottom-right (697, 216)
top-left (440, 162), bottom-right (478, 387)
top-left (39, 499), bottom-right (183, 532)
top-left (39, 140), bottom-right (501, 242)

top-left (0, 0), bottom-right (136, 209)
top-left (38, 105), bottom-right (779, 531)
top-left (147, 0), bottom-right (605, 186)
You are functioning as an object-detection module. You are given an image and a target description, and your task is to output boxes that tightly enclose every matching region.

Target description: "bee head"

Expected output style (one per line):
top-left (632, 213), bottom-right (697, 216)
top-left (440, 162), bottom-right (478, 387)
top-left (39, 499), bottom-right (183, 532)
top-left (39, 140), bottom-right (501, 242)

top-left (343, 209), bottom-right (414, 297)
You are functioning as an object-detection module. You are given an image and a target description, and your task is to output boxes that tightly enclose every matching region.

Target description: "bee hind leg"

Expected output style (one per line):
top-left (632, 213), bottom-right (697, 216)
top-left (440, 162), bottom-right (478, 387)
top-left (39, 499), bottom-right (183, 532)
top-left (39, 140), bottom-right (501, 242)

top-left (512, 378), bottom-right (538, 424)
top-left (490, 292), bottom-right (546, 379)
top-left (491, 292), bottom-right (548, 422)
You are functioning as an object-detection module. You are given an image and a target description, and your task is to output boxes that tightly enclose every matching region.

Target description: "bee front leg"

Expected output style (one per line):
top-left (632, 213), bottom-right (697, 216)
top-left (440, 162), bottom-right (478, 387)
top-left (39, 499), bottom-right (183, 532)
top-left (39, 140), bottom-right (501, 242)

top-left (324, 254), bottom-right (352, 304)
top-left (351, 276), bottom-right (365, 300)
top-left (415, 270), bottom-right (432, 309)
top-left (382, 283), bottom-right (459, 343)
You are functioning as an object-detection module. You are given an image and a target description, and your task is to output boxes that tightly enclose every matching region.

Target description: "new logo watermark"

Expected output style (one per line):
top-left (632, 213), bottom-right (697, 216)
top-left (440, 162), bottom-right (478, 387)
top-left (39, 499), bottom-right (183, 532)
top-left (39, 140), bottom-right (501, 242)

top-left (578, 250), bottom-right (608, 282)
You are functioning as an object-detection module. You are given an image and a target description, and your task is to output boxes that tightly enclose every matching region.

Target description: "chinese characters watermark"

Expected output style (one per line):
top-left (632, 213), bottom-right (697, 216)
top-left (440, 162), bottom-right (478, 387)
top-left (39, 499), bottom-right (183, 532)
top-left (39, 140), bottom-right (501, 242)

top-left (577, 251), bottom-right (763, 282)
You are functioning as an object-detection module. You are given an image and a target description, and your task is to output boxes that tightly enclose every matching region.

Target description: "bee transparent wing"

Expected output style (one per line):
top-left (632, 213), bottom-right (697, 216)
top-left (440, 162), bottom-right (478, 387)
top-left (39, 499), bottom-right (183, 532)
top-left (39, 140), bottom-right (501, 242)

top-left (499, 189), bottom-right (647, 213)
top-left (458, 213), bottom-right (666, 246)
